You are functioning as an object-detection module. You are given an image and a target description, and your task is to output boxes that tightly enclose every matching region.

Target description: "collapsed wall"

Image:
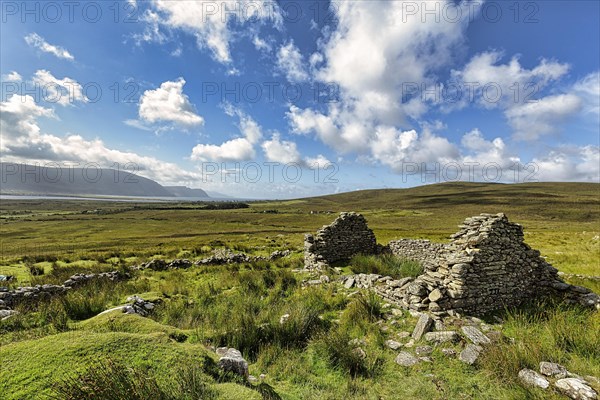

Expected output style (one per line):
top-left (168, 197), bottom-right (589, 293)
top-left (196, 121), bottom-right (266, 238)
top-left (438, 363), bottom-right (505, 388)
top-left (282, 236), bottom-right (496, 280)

top-left (304, 212), bottom-right (377, 269)
top-left (308, 212), bottom-right (600, 316)
top-left (391, 213), bottom-right (573, 315)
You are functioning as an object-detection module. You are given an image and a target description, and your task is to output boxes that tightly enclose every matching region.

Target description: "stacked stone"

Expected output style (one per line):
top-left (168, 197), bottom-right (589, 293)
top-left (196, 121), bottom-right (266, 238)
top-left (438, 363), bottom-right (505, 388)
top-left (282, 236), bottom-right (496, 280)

top-left (388, 239), bottom-right (446, 269)
top-left (0, 270), bottom-right (128, 310)
top-left (384, 213), bottom-right (599, 315)
top-left (304, 212), bottom-right (377, 269)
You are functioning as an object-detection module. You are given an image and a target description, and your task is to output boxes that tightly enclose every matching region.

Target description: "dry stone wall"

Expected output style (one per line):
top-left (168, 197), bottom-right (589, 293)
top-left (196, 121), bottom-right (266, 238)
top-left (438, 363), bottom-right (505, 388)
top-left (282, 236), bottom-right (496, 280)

top-left (310, 212), bottom-right (600, 316)
top-left (388, 239), bottom-right (446, 268)
top-left (304, 212), bottom-right (377, 270)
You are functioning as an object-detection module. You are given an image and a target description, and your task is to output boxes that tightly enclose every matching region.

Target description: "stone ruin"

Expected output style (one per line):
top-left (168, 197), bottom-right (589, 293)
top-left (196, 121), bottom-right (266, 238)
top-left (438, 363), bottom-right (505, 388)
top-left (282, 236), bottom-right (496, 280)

top-left (304, 212), bottom-right (600, 316)
top-left (303, 212), bottom-right (377, 270)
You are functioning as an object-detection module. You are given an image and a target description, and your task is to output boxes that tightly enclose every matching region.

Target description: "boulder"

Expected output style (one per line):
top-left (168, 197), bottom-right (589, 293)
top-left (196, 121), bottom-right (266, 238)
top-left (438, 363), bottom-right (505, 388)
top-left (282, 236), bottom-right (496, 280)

top-left (395, 351), bottom-right (419, 367)
top-left (459, 344), bottom-right (482, 365)
top-left (539, 361), bottom-right (568, 379)
top-left (554, 378), bottom-right (597, 400)
top-left (518, 368), bottom-right (550, 389)
top-left (218, 348), bottom-right (249, 378)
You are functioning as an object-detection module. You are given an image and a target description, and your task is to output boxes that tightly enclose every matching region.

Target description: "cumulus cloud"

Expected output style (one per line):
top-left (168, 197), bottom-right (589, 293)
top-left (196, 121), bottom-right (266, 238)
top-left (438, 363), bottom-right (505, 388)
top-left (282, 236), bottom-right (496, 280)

top-left (191, 110), bottom-right (262, 162)
top-left (143, 0), bottom-right (282, 64)
top-left (449, 51), bottom-right (570, 110)
top-left (261, 133), bottom-right (332, 169)
top-left (287, 0), bottom-right (482, 170)
top-left (532, 145), bottom-right (600, 182)
top-left (32, 70), bottom-right (87, 106)
top-left (25, 33), bottom-right (74, 61)
top-left (572, 71), bottom-right (600, 116)
top-left (262, 133), bottom-right (302, 164)
top-left (276, 41), bottom-right (309, 83)
top-left (2, 71), bottom-right (22, 82)
top-left (138, 78), bottom-right (204, 127)
top-left (505, 94), bottom-right (583, 141)
top-left (0, 94), bottom-right (202, 185)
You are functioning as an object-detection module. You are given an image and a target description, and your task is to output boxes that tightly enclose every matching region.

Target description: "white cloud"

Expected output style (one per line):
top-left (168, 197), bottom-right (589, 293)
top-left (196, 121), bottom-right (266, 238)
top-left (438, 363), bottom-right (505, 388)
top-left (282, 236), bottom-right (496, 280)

top-left (138, 78), bottom-right (204, 127)
top-left (572, 71), bottom-right (600, 116)
top-left (261, 133), bottom-right (333, 170)
top-left (32, 70), bottom-right (87, 106)
top-left (191, 138), bottom-right (256, 162)
top-left (450, 51), bottom-right (570, 109)
top-left (146, 0), bottom-right (282, 64)
top-left (2, 71), bottom-right (22, 82)
top-left (253, 36), bottom-right (271, 52)
top-left (287, 1), bottom-right (482, 170)
top-left (304, 154), bottom-right (332, 170)
top-left (24, 33), bottom-right (74, 61)
top-left (0, 94), bottom-right (202, 185)
top-left (191, 110), bottom-right (262, 162)
top-left (276, 41), bottom-right (309, 83)
top-left (532, 145), bottom-right (600, 182)
top-left (368, 125), bottom-right (459, 172)
top-left (506, 94), bottom-right (582, 141)
top-left (460, 128), bottom-right (520, 169)
top-left (262, 133), bottom-right (302, 164)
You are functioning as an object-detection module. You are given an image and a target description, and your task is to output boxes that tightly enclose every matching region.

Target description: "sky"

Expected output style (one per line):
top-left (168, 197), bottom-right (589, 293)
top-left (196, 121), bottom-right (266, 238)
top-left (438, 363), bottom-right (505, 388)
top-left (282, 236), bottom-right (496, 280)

top-left (1, 0), bottom-right (599, 199)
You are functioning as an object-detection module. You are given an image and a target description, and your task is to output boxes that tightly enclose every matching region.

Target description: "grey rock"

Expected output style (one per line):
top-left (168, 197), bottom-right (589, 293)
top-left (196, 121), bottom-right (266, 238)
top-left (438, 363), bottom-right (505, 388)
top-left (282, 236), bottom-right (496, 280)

top-left (539, 361), bottom-right (568, 379)
top-left (459, 344), bottom-right (482, 365)
top-left (218, 348), bottom-right (249, 378)
top-left (461, 326), bottom-right (491, 345)
top-left (518, 368), bottom-right (550, 389)
top-left (395, 351), bottom-right (419, 367)
top-left (344, 277), bottom-right (355, 289)
top-left (412, 314), bottom-right (433, 341)
top-left (424, 331), bottom-right (459, 343)
top-left (428, 289), bottom-right (443, 302)
top-left (441, 348), bottom-right (456, 357)
top-left (415, 345), bottom-right (433, 356)
top-left (554, 378), bottom-right (597, 400)
top-left (385, 340), bottom-right (402, 350)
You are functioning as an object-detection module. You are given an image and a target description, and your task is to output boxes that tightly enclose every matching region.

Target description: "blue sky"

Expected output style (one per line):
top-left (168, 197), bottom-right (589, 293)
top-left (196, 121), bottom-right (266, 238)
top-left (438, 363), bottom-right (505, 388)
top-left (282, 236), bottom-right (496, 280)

top-left (1, 0), bottom-right (599, 198)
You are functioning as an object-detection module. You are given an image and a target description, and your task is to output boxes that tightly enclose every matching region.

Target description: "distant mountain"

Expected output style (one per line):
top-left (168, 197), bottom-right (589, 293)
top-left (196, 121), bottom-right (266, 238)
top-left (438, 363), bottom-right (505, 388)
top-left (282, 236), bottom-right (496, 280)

top-left (164, 186), bottom-right (209, 198)
top-left (0, 163), bottom-right (209, 198)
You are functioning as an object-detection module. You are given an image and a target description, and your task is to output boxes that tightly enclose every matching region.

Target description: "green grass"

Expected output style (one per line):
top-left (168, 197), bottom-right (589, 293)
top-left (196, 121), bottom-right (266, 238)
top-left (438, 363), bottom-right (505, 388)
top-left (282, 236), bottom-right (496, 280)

top-left (349, 254), bottom-right (423, 278)
top-left (1, 182), bottom-right (599, 399)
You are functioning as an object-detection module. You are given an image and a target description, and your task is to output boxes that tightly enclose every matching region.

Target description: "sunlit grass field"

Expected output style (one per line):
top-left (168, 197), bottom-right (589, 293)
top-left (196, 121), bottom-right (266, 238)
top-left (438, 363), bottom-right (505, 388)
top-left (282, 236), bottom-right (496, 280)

top-left (1, 182), bottom-right (599, 399)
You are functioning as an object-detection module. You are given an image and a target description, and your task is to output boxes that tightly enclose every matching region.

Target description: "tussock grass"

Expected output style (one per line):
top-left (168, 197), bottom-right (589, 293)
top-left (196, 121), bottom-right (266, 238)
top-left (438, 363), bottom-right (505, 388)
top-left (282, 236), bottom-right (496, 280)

top-left (350, 254), bottom-right (423, 278)
top-left (51, 358), bottom-right (217, 400)
top-left (481, 302), bottom-right (600, 384)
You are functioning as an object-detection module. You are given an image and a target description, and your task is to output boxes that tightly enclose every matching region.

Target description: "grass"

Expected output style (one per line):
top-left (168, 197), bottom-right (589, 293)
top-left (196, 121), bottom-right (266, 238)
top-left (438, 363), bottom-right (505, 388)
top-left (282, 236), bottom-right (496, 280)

top-left (0, 182), bottom-right (599, 399)
top-left (349, 254), bottom-right (423, 278)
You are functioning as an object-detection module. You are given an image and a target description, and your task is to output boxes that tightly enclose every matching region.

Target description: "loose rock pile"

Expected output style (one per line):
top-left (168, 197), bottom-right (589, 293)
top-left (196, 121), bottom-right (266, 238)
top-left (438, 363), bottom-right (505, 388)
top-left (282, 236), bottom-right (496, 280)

top-left (137, 249), bottom-right (292, 270)
top-left (519, 362), bottom-right (598, 400)
top-left (0, 270), bottom-right (128, 317)
top-left (304, 212), bottom-right (377, 270)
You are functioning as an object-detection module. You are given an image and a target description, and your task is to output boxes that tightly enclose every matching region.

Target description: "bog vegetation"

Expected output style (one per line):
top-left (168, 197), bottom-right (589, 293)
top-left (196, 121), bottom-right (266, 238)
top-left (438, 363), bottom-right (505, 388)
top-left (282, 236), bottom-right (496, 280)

top-left (1, 182), bottom-right (599, 399)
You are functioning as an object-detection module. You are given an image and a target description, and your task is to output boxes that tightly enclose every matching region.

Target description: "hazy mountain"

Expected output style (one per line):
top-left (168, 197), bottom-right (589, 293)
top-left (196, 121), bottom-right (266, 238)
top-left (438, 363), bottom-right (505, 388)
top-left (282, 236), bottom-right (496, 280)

top-left (0, 163), bottom-right (208, 198)
top-left (163, 186), bottom-right (209, 198)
